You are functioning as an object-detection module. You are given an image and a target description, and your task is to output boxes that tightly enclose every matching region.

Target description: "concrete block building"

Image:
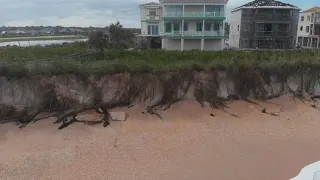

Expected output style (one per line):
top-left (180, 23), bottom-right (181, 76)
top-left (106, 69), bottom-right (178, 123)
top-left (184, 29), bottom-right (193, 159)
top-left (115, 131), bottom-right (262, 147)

top-left (229, 0), bottom-right (300, 49)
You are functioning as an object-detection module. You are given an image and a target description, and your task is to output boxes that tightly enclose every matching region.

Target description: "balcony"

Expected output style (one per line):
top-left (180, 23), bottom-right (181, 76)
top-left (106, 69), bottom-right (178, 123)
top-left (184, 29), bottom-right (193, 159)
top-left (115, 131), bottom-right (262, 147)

top-left (255, 30), bottom-right (290, 37)
top-left (163, 12), bottom-right (225, 20)
top-left (163, 30), bottom-right (223, 39)
top-left (255, 13), bottom-right (291, 21)
top-left (145, 15), bottom-right (160, 22)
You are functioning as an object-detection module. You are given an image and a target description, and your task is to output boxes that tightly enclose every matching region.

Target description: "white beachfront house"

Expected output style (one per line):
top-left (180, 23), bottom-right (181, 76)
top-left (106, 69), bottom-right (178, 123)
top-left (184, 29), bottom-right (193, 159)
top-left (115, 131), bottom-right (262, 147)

top-left (139, 2), bottom-right (162, 37)
top-left (139, 0), bottom-right (228, 51)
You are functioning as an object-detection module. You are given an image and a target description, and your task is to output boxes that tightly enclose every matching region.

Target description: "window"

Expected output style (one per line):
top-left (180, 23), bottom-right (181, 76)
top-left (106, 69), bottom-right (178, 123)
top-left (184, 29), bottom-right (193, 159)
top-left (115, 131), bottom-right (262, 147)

top-left (306, 26), bottom-right (310, 33)
top-left (183, 23), bottom-right (188, 31)
top-left (237, 25), bottom-right (240, 31)
top-left (147, 25), bottom-right (159, 35)
top-left (196, 22), bottom-right (202, 31)
top-left (244, 24), bottom-right (252, 31)
top-left (300, 26), bottom-right (303, 31)
top-left (301, 16), bottom-right (304, 21)
top-left (165, 23), bottom-right (172, 33)
top-left (311, 13), bottom-right (315, 22)
top-left (213, 23), bottom-right (220, 31)
top-left (307, 15), bottom-right (311, 21)
top-left (242, 38), bottom-right (248, 45)
top-left (205, 22), bottom-right (211, 31)
top-left (149, 9), bottom-right (157, 16)
top-left (173, 23), bottom-right (180, 31)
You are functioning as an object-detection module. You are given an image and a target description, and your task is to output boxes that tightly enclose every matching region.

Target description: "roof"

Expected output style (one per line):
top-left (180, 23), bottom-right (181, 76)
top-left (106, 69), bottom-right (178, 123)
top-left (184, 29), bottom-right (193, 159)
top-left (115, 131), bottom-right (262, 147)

top-left (140, 2), bottom-right (160, 6)
top-left (232, 0), bottom-right (299, 12)
top-left (302, 6), bottom-right (320, 13)
top-left (160, 0), bottom-right (228, 3)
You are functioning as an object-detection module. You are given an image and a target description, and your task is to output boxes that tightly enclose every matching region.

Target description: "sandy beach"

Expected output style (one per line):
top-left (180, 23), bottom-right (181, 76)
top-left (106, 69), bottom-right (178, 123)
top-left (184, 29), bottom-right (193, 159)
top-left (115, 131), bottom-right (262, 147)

top-left (1, 96), bottom-right (320, 180)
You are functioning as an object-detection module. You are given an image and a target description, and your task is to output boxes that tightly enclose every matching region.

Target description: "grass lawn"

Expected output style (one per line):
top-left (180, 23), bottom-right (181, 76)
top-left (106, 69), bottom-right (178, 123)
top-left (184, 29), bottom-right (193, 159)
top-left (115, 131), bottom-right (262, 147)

top-left (0, 35), bottom-right (88, 43)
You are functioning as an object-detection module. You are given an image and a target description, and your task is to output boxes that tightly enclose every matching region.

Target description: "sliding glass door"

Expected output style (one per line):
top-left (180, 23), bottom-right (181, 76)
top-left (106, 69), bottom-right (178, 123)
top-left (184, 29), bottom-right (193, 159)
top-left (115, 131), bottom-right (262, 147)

top-left (148, 24), bottom-right (159, 35)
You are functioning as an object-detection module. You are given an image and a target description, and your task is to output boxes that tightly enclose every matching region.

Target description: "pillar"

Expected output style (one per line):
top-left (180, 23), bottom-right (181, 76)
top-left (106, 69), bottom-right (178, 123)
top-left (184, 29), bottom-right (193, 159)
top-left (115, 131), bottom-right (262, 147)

top-left (311, 37), bottom-right (313, 48)
top-left (201, 39), bottom-right (204, 51)
top-left (181, 39), bottom-right (184, 51)
top-left (307, 37), bottom-right (310, 47)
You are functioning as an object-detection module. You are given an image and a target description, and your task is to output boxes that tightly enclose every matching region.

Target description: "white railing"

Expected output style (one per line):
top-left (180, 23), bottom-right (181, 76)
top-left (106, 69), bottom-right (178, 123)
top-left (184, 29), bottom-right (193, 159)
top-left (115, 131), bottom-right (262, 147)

top-left (163, 30), bottom-right (223, 37)
top-left (164, 12), bottom-right (224, 17)
top-left (146, 16), bottom-right (160, 20)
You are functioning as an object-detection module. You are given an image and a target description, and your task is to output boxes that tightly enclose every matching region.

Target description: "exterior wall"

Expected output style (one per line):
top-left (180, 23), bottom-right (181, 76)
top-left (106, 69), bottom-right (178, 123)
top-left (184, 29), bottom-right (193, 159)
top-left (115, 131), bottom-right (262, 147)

top-left (203, 39), bottom-right (223, 51)
top-left (162, 39), bottom-right (181, 50)
top-left (184, 39), bottom-right (201, 50)
top-left (297, 12), bottom-right (313, 37)
top-left (229, 9), bottom-right (242, 48)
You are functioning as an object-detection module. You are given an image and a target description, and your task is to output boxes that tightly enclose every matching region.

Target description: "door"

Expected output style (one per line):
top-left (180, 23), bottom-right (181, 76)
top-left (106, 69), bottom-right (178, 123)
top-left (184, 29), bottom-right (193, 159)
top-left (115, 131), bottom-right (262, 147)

top-left (148, 25), bottom-right (159, 35)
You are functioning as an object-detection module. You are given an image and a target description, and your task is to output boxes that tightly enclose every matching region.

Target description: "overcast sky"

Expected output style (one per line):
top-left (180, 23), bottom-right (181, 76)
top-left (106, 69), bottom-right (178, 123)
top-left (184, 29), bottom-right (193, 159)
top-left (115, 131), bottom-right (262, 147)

top-left (0, 0), bottom-right (318, 28)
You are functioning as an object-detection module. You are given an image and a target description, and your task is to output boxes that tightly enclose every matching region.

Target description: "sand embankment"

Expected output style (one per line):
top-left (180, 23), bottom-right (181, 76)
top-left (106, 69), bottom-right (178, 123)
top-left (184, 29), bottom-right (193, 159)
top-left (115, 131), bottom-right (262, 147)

top-left (1, 96), bottom-right (320, 180)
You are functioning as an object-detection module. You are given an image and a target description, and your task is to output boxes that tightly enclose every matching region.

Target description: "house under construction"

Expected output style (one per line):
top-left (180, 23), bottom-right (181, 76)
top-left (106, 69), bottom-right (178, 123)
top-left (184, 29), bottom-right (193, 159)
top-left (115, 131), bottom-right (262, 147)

top-left (228, 0), bottom-right (300, 49)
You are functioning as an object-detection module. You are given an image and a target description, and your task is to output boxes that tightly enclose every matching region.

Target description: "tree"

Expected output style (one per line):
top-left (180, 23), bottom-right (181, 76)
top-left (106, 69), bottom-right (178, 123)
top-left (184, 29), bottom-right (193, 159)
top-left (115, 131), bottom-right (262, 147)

top-left (88, 30), bottom-right (108, 59)
top-left (108, 21), bottom-right (134, 50)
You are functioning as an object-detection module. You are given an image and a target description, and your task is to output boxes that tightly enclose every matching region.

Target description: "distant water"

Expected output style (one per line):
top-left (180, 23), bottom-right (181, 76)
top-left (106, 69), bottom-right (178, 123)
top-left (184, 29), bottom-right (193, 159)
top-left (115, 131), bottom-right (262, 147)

top-left (0, 39), bottom-right (88, 47)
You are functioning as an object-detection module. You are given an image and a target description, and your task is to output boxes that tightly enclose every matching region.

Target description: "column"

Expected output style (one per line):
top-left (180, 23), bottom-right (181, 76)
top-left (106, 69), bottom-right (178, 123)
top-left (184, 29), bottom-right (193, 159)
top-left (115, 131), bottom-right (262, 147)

top-left (307, 37), bottom-right (310, 47)
top-left (201, 39), bottom-right (204, 51)
top-left (183, 5), bottom-right (185, 17)
top-left (181, 39), bottom-right (184, 51)
top-left (311, 38), bottom-right (313, 48)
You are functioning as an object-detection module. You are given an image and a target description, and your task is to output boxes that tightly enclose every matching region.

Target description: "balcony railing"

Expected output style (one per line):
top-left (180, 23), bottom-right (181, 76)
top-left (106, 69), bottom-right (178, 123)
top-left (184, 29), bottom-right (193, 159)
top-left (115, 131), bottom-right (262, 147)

top-left (255, 13), bottom-right (290, 21)
top-left (163, 30), bottom-right (223, 37)
top-left (146, 16), bottom-right (160, 20)
top-left (255, 30), bottom-right (290, 37)
top-left (164, 12), bottom-right (224, 18)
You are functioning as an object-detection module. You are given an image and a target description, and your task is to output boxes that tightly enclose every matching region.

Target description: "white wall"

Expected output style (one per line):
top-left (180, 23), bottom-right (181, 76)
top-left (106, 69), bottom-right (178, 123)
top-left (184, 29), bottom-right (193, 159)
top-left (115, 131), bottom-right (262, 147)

top-left (162, 39), bottom-right (181, 50)
top-left (184, 39), bottom-right (201, 50)
top-left (203, 39), bottom-right (223, 51)
top-left (228, 9), bottom-right (242, 48)
top-left (297, 12), bottom-right (313, 37)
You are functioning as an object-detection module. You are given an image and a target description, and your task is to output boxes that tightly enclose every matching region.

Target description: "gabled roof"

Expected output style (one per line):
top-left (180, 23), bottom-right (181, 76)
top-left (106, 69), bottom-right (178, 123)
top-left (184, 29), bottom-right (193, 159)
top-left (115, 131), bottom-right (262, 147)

top-left (302, 6), bottom-right (320, 13)
top-left (232, 0), bottom-right (299, 12)
top-left (160, 0), bottom-right (228, 3)
top-left (140, 2), bottom-right (160, 6)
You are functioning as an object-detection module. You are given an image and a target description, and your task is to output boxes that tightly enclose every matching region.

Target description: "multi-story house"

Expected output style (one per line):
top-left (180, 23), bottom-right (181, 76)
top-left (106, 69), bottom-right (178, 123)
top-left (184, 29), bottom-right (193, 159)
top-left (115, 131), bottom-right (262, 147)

top-left (140, 2), bottom-right (162, 37)
top-left (229, 0), bottom-right (299, 49)
top-left (296, 7), bottom-right (320, 48)
top-left (160, 0), bottom-right (228, 51)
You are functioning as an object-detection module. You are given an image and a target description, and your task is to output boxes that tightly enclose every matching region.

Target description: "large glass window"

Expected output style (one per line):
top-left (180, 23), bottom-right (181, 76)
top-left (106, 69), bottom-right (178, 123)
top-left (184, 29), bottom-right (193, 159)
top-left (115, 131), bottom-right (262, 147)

top-left (165, 23), bottom-right (172, 33)
top-left (196, 22), bottom-right (203, 31)
top-left (184, 23), bottom-right (188, 31)
top-left (205, 22), bottom-right (211, 31)
top-left (173, 23), bottom-right (180, 31)
top-left (148, 25), bottom-right (159, 35)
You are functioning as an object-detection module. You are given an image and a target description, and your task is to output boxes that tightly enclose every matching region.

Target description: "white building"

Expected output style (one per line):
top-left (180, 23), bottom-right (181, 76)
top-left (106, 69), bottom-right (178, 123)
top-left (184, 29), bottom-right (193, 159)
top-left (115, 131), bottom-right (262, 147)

top-left (296, 7), bottom-right (320, 48)
top-left (139, 2), bottom-right (162, 37)
top-left (139, 0), bottom-right (228, 51)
